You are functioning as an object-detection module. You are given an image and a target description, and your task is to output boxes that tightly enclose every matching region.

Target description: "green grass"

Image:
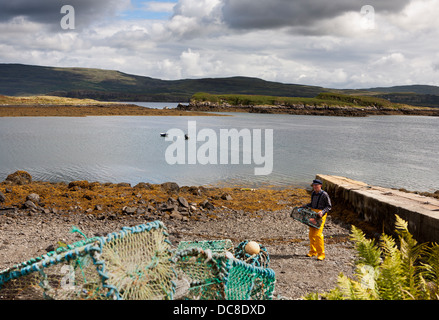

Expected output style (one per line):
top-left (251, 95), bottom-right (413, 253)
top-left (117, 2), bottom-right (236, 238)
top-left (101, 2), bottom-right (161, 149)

top-left (191, 92), bottom-right (325, 106)
top-left (53, 67), bottom-right (137, 85)
top-left (191, 92), bottom-right (426, 110)
top-left (315, 92), bottom-right (423, 109)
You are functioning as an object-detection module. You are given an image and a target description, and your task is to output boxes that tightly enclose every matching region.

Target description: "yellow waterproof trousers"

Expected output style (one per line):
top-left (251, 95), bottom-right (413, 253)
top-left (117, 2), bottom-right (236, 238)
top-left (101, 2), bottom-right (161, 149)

top-left (308, 211), bottom-right (327, 260)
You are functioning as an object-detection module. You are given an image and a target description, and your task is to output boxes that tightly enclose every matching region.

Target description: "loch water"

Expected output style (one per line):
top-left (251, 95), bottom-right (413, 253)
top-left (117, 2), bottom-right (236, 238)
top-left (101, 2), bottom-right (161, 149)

top-left (0, 104), bottom-right (437, 192)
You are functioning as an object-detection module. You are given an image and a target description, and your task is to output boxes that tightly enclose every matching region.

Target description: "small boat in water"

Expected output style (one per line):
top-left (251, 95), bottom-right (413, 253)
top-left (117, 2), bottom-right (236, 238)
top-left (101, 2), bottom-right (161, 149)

top-left (160, 133), bottom-right (168, 137)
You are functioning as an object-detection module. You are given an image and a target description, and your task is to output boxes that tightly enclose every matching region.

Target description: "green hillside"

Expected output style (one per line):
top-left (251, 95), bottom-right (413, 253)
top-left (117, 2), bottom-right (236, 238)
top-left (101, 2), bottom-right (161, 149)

top-left (0, 63), bottom-right (326, 102)
top-left (1, 63), bottom-right (438, 107)
top-left (365, 84), bottom-right (439, 95)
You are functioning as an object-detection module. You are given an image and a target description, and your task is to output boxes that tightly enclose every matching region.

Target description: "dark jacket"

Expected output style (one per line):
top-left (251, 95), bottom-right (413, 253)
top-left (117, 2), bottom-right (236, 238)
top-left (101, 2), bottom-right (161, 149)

top-left (305, 190), bottom-right (332, 216)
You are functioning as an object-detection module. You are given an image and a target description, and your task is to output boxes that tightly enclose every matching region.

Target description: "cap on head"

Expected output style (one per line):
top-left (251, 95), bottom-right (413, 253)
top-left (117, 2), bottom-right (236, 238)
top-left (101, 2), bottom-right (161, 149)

top-left (312, 179), bottom-right (323, 185)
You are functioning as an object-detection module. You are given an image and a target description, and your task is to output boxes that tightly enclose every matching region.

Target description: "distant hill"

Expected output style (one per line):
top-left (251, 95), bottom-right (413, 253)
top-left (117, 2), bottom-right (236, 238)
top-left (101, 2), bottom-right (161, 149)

top-left (0, 63), bottom-right (326, 102)
top-left (1, 63), bottom-right (438, 107)
top-left (330, 85), bottom-right (439, 108)
top-left (360, 85), bottom-right (439, 108)
top-left (364, 85), bottom-right (439, 95)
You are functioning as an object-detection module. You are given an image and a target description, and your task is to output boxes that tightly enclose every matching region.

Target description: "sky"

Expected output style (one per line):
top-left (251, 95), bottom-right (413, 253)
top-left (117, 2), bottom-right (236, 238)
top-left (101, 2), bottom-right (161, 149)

top-left (0, 0), bottom-right (438, 89)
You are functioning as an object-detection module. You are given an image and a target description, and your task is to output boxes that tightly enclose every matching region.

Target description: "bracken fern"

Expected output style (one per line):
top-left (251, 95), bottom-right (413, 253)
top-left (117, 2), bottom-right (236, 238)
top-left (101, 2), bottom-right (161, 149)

top-left (306, 215), bottom-right (439, 300)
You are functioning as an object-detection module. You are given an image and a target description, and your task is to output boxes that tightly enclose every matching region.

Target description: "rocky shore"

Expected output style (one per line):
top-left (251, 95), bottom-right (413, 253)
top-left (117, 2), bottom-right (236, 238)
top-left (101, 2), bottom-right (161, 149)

top-left (0, 95), bottom-right (221, 117)
top-left (177, 101), bottom-right (439, 117)
top-left (0, 171), bottom-right (360, 300)
top-left (0, 104), bottom-right (221, 117)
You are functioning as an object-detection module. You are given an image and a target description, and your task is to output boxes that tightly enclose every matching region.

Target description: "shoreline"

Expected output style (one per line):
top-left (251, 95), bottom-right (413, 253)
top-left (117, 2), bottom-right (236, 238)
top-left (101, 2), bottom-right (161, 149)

top-left (178, 101), bottom-right (439, 117)
top-left (0, 104), bottom-right (224, 117)
top-left (2, 101), bottom-right (437, 118)
top-left (1, 171), bottom-right (438, 299)
top-left (0, 172), bottom-right (357, 299)
top-left (1, 172), bottom-right (437, 212)
top-left (0, 173), bottom-right (310, 217)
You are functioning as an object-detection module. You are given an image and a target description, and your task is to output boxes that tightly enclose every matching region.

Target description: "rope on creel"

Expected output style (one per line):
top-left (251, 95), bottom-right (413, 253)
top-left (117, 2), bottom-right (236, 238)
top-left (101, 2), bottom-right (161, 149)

top-left (234, 240), bottom-right (270, 268)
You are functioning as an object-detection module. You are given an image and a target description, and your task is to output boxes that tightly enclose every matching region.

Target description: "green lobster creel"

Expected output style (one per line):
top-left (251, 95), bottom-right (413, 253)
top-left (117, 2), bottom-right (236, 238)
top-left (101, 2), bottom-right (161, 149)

top-left (173, 247), bottom-right (275, 300)
top-left (290, 206), bottom-right (323, 229)
top-left (0, 221), bottom-right (174, 300)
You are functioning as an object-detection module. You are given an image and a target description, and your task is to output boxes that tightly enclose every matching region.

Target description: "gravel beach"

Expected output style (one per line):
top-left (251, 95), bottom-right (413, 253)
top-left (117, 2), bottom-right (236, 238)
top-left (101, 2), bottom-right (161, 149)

top-left (0, 174), bottom-right (358, 300)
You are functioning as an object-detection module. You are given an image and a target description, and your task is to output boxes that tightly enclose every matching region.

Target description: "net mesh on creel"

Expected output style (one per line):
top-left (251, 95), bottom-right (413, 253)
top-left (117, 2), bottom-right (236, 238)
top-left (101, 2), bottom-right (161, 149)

top-left (0, 235), bottom-right (100, 300)
top-left (234, 240), bottom-right (270, 268)
top-left (94, 222), bottom-right (175, 300)
top-left (173, 247), bottom-right (275, 300)
top-left (176, 239), bottom-right (234, 254)
top-left (0, 221), bottom-right (174, 300)
top-left (0, 221), bottom-right (276, 300)
top-left (290, 206), bottom-right (322, 229)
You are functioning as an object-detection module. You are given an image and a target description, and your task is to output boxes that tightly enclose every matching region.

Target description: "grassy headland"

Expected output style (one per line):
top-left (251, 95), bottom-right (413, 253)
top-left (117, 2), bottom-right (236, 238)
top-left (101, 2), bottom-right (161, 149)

top-left (0, 95), bottom-right (221, 117)
top-left (179, 92), bottom-right (439, 117)
top-left (0, 95), bottom-right (111, 106)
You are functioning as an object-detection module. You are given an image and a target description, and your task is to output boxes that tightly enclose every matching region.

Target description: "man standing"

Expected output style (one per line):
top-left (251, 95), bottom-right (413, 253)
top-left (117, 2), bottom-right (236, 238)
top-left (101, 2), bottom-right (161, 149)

top-left (302, 179), bottom-right (332, 261)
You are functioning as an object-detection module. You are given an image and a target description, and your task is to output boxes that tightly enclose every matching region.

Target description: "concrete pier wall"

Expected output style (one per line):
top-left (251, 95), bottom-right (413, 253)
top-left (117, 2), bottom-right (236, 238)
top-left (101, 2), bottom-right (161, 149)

top-left (316, 175), bottom-right (439, 243)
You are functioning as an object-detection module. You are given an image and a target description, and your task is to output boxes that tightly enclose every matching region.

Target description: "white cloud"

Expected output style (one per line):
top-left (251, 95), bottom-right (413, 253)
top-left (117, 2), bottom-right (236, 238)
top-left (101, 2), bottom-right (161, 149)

top-left (164, 0), bottom-right (223, 39)
top-left (387, 0), bottom-right (439, 33)
top-left (373, 53), bottom-right (406, 66)
top-left (173, 0), bottom-right (222, 19)
top-left (166, 15), bottom-right (199, 38)
top-left (180, 48), bottom-right (203, 76)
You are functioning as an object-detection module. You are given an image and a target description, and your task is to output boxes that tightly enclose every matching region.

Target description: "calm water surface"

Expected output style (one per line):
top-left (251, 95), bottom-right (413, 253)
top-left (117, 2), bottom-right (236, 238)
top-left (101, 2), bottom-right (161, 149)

top-left (0, 107), bottom-right (437, 191)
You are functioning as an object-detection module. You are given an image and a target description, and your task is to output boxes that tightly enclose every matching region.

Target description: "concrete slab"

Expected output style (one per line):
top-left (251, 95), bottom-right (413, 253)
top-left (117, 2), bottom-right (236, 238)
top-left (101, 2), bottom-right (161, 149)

top-left (316, 174), bottom-right (439, 243)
